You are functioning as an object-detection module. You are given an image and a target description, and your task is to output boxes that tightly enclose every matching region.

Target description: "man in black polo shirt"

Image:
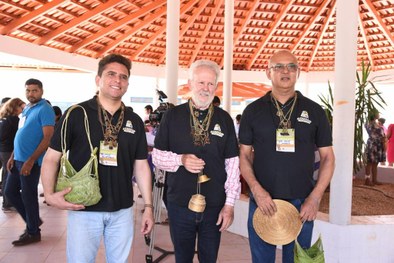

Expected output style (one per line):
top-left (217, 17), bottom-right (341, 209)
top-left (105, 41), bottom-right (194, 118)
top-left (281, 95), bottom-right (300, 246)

top-left (239, 50), bottom-right (335, 263)
top-left (41, 54), bottom-right (154, 263)
top-left (152, 60), bottom-right (241, 263)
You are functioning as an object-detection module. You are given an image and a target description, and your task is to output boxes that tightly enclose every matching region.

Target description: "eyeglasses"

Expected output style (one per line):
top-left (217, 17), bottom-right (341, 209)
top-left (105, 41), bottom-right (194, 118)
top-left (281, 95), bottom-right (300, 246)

top-left (269, 63), bottom-right (299, 73)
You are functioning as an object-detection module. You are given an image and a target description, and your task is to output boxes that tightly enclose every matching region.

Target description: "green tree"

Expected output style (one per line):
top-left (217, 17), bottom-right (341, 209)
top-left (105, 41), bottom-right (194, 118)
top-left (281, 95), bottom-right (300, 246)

top-left (319, 61), bottom-right (386, 173)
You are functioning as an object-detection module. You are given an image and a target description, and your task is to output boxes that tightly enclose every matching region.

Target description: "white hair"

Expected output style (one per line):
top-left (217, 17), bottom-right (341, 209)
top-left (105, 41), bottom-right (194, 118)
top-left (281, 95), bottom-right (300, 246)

top-left (188, 60), bottom-right (221, 85)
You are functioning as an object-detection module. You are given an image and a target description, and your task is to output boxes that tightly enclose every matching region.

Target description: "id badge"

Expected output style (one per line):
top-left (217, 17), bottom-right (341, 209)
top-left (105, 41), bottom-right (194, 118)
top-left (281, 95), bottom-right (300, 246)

top-left (99, 141), bottom-right (118, 166)
top-left (276, 129), bottom-right (295, 152)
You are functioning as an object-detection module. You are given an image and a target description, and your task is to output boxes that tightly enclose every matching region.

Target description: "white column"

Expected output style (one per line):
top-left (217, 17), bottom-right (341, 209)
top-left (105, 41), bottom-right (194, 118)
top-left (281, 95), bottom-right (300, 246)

top-left (165, 0), bottom-right (180, 105)
top-left (222, 0), bottom-right (234, 112)
top-left (329, 0), bottom-right (359, 224)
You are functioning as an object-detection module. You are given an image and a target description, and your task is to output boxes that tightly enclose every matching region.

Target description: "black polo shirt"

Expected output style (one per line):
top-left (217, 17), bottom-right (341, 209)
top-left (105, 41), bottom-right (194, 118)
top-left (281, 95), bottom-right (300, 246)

top-left (50, 96), bottom-right (148, 211)
top-left (154, 102), bottom-right (239, 207)
top-left (0, 115), bottom-right (19, 152)
top-left (239, 91), bottom-right (332, 199)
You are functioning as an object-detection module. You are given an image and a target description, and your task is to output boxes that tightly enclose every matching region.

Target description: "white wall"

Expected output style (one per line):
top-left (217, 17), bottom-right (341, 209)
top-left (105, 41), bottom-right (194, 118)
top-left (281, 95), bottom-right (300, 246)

top-left (229, 197), bottom-right (394, 263)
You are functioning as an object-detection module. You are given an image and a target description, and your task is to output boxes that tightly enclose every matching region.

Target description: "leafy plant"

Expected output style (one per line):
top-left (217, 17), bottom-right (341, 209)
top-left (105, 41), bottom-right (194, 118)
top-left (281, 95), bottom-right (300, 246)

top-left (318, 81), bottom-right (333, 126)
top-left (319, 60), bottom-right (386, 173)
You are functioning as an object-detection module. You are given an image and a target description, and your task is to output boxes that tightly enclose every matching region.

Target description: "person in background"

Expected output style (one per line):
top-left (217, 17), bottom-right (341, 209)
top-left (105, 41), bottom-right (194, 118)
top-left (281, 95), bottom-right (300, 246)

top-left (4, 79), bottom-right (55, 246)
top-left (364, 110), bottom-right (386, 186)
top-left (212, 95), bottom-right (221, 107)
top-left (144, 104), bottom-right (153, 122)
top-left (0, 98), bottom-right (25, 211)
top-left (39, 106), bottom-right (64, 201)
top-left (234, 114), bottom-right (242, 140)
top-left (0, 97), bottom-right (11, 192)
top-left (239, 50), bottom-right (335, 263)
top-left (0, 97), bottom-right (11, 108)
top-left (378, 117), bottom-right (387, 166)
top-left (386, 122), bottom-right (394, 167)
top-left (52, 106), bottom-right (62, 124)
top-left (41, 54), bottom-right (154, 263)
top-left (152, 59), bottom-right (241, 263)
top-left (378, 117), bottom-right (387, 134)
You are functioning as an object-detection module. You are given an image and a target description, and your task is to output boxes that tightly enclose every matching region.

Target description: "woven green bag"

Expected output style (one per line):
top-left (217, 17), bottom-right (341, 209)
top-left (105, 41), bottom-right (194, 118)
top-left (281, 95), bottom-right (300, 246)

top-left (55, 105), bottom-right (102, 206)
top-left (294, 235), bottom-right (325, 263)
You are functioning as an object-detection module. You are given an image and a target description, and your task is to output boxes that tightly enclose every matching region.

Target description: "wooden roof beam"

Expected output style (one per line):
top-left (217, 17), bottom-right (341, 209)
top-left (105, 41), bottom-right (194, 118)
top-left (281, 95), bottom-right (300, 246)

top-left (306, 1), bottom-right (336, 71)
top-left (156, 0), bottom-right (211, 64)
top-left (157, 0), bottom-right (217, 66)
top-left (364, 0), bottom-right (394, 47)
top-left (36, 0), bottom-right (121, 45)
top-left (358, 12), bottom-right (374, 68)
top-left (289, 0), bottom-right (332, 52)
top-left (130, 0), bottom-right (201, 61)
top-left (69, 0), bottom-right (166, 53)
top-left (230, 0), bottom-right (261, 54)
top-left (179, 0), bottom-right (211, 37)
top-left (97, 5), bottom-right (167, 57)
top-left (217, 0), bottom-right (261, 68)
top-left (0, 0), bottom-right (65, 35)
top-left (246, 0), bottom-right (293, 70)
top-left (188, 0), bottom-right (223, 67)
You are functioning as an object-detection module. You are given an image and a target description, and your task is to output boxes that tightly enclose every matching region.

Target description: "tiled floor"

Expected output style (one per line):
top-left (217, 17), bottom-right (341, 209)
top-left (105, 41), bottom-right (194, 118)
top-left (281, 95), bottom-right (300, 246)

top-left (0, 186), bottom-right (282, 263)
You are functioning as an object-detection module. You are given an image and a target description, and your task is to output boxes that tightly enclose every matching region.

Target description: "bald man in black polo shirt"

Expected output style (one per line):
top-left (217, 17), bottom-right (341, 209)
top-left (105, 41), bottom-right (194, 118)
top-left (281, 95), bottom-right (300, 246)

top-left (239, 50), bottom-right (335, 263)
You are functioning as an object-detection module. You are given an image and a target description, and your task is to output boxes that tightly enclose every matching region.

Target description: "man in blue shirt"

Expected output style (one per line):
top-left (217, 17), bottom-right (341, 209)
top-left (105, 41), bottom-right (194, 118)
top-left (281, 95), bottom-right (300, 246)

top-left (4, 78), bottom-right (55, 246)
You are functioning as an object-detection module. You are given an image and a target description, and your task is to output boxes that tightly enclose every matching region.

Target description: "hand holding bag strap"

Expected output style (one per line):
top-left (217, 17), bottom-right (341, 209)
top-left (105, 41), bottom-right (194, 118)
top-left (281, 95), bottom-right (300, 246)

top-left (60, 105), bottom-right (94, 155)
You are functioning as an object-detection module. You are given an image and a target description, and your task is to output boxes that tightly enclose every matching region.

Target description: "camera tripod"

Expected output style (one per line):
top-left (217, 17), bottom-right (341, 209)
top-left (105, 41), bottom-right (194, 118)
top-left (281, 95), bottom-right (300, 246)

top-left (145, 168), bottom-right (174, 263)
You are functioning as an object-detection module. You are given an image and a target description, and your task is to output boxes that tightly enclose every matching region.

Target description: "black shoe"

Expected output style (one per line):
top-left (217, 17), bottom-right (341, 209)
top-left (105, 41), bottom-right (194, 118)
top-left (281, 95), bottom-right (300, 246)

top-left (19, 218), bottom-right (44, 238)
top-left (2, 206), bottom-right (16, 213)
top-left (12, 233), bottom-right (41, 246)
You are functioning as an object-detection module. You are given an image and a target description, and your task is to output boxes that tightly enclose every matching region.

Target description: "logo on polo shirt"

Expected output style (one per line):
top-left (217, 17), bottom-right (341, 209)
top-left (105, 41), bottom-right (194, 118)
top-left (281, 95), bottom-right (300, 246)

top-left (297, 110), bottom-right (312, 124)
top-left (210, 124), bottom-right (224, 137)
top-left (123, 120), bottom-right (136, 134)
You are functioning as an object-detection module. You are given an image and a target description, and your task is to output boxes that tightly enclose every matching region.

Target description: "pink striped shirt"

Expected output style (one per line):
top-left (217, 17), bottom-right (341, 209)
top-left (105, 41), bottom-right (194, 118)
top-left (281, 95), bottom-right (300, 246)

top-left (152, 148), bottom-right (241, 206)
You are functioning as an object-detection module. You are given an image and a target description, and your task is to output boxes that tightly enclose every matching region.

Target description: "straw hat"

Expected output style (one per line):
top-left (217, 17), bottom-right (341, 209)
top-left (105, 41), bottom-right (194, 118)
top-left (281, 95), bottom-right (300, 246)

top-left (252, 199), bottom-right (302, 245)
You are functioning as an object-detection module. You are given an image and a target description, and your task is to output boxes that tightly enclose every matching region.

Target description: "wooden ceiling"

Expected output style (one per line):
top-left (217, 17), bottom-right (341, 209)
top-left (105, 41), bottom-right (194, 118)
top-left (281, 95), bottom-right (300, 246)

top-left (1, 0), bottom-right (394, 72)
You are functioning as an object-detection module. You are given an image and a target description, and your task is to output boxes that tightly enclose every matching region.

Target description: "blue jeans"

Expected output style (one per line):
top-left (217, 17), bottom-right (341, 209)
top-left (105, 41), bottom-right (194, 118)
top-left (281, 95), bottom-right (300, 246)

top-left (4, 160), bottom-right (41, 235)
top-left (67, 207), bottom-right (134, 263)
top-left (248, 196), bottom-right (313, 263)
top-left (167, 202), bottom-right (222, 263)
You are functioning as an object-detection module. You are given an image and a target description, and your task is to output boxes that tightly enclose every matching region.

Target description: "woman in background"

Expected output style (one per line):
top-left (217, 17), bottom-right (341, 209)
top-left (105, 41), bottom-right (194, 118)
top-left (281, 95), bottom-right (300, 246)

top-left (364, 110), bottom-right (386, 186)
top-left (386, 123), bottom-right (394, 167)
top-left (0, 98), bottom-right (25, 211)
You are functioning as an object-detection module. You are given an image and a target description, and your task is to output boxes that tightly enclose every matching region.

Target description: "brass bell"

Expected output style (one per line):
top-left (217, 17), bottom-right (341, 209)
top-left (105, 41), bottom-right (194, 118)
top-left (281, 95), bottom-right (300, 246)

top-left (197, 174), bottom-right (211, 183)
top-left (188, 194), bottom-right (206, 213)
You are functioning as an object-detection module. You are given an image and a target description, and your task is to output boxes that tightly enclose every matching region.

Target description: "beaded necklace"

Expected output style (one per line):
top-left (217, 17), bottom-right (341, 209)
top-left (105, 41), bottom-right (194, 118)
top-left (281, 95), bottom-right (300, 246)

top-left (97, 99), bottom-right (125, 149)
top-left (271, 92), bottom-right (297, 132)
top-left (189, 100), bottom-right (214, 146)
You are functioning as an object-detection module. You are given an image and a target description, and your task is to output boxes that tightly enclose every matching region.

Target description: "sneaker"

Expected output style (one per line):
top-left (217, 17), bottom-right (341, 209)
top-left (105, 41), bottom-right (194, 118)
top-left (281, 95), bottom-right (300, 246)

top-left (12, 232), bottom-right (41, 246)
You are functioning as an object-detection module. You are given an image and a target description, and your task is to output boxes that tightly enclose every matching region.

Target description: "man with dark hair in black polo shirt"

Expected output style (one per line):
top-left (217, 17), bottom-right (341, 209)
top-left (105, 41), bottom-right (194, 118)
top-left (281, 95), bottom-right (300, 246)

top-left (239, 50), bottom-right (335, 263)
top-left (152, 59), bottom-right (241, 263)
top-left (41, 54), bottom-right (154, 263)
